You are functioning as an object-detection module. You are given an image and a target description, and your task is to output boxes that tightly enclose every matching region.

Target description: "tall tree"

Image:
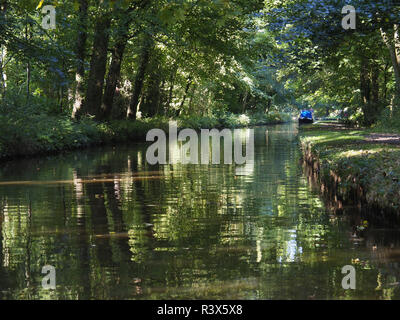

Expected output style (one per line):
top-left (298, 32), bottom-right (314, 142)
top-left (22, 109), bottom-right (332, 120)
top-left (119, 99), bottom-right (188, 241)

top-left (126, 36), bottom-right (153, 119)
top-left (84, 2), bottom-right (111, 119)
top-left (72, 0), bottom-right (89, 119)
top-left (380, 24), bottom-right (400, 103)
top-left (0, 0), bottom-right (7, 96)
top-left (101, 6), bottom-right (133, 119)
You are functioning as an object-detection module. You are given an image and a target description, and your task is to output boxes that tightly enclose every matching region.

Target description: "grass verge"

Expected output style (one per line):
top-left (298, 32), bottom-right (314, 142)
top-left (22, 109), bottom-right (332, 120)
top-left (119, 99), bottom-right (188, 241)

top-left (300, 122), bottom-right (400, 212)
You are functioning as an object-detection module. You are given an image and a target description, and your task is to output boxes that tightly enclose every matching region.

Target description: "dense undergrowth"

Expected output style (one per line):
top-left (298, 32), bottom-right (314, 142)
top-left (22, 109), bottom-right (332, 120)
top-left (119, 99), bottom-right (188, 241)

top-left (300, 124), bottom-right (400, 212)
top-left (339, 107), bottom-right (400, 133)
top-left (372, 108), bottom-right (400, 133)
top-left (0, 106), bottom-right (291, 160)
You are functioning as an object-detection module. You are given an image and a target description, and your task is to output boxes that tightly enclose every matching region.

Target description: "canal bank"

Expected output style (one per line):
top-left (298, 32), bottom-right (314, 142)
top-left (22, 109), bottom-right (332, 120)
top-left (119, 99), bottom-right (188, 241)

top-left (0, 112), bottom-right (290, 162)
top-left (299, 122), bottom-right (400, 217)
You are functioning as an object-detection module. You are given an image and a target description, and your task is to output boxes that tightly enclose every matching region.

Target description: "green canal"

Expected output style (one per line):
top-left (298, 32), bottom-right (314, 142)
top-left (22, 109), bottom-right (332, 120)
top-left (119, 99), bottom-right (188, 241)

top-left (0, 124), bottom-right (399, 299)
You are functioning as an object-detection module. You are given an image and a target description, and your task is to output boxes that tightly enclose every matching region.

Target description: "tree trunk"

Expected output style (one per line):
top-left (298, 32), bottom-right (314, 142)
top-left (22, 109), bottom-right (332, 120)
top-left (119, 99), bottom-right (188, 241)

top-left (383, 62), bottom-right (389, 102)
top-left (360, 56), bottom-right (380, 126)
top-left (0, 45), bottom-right (7, 96)
top-left (360, 56), bottom-right (370, 106)
top-left (380, 26), bottom-right (400, 103)
top-left (102, 37), bottom-right (128, 119)
top-left (0, 0), bottom-right (7, 97)
top-left (371, 61), bottom-right (379, 105)
top-left (101, 6), bottom-right (136, 120)
top-left (142, 61), bottom-right (162, 117)
top-left (127, 37), bottom-right (153, 119)
top-left (166, 68), bottom-right (177, 116)
top-left (72, 0), bottom-right (89, 119)
top-left (25, 21), bottom-right (31, 102)
top-left (178, 77), bottom-right (192, 114)
top-left (242, 91), bottom-right (248, 113)
top-left (84, 13), bottom-right (111, 119)
top-left (158, 78), bottom-right (166, 114)
top-left (266, 98), bottom-right (271, 114)
top-left (188, 84), bottom-right (196, 112)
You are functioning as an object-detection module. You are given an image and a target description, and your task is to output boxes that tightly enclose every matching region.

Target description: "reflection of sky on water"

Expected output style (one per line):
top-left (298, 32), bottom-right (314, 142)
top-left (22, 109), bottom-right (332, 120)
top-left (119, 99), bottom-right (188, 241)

top-left (278, 230), bottom-right (303, 263)
top-left (166, 126), bottom-right (255, 170)
top-left (260, 203), bottom-right (274, 215)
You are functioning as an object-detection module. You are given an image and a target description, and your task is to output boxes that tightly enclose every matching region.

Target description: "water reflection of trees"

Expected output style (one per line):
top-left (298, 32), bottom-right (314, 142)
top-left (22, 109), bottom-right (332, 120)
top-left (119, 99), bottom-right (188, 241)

top-left (0, 125), bottom-right (399, 299)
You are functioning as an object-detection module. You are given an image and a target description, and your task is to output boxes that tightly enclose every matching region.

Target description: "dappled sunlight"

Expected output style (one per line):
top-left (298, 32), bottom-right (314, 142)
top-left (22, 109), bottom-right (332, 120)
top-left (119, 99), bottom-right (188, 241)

top-left (2, 124), bottom-right (394, 299)
top-left (2, 0), bottom-right (400, 302)
top-left (336, 148), bottom-right (385, 159)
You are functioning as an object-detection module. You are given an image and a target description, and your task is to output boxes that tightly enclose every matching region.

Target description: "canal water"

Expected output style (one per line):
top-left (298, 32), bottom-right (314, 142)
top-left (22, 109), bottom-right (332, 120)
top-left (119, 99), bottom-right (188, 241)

top-left (0, 123), bottom-right (400, 299)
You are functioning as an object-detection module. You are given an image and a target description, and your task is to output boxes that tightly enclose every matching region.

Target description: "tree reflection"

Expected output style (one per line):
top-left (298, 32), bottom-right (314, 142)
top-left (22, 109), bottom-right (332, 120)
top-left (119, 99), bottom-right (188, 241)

top-left (0, 125), bottom-right (399, 299)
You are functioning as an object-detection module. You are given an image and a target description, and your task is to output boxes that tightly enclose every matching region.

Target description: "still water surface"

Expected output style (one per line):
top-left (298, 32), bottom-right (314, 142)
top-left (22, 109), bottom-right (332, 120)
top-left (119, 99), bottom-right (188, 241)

top-left (0, 123), bottom-right (400, 299)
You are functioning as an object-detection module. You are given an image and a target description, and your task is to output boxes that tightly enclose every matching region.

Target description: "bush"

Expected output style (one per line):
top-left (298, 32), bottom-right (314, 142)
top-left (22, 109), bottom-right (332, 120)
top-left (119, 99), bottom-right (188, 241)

top-left (374, 108), bottom-right (400, 132)
top-left (0, 102), bottom-right (292, 160)
top-left (249, 111), bottom-right (291, 125)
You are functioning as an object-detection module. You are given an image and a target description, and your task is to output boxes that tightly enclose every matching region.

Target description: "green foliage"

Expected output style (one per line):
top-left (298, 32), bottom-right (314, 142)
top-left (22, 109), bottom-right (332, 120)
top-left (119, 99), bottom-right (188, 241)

top-left (0, 112), bottom-right (107, 158)
top-left (178, 115), bottom-right (220, 130)
top-left (374, 108), bottom-right (400, 133)
top-left (263, 0), bottom-right (399, 125)
top-left (249, 111), bottom-right (292, 126)
top-left (0, 101), bottom-right (289, 160)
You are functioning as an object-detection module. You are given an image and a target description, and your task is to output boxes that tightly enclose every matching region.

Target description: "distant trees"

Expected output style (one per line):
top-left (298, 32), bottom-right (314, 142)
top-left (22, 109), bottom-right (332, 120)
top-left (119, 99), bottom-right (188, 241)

top-left (264, 0), bottom-right (400, 125)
